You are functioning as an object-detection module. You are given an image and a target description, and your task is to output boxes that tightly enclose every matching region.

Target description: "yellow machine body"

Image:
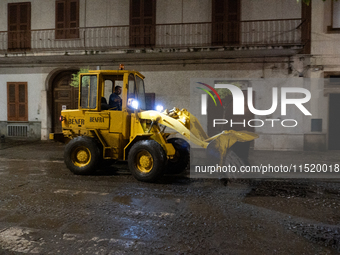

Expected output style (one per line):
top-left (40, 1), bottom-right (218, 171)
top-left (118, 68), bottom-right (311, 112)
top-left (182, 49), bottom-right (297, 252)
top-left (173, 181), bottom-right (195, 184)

top-left (51, 69), bottom-right (258, 174)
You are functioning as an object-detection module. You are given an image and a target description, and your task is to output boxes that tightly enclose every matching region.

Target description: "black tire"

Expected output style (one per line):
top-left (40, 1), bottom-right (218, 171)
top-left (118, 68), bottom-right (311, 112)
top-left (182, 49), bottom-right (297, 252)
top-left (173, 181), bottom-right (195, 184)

top-left (64, 136), bottom-right (101, 175)
top-left (128, 140), bottom-right (167, 182)
top-left (165, 138), bottom-right (190, 174)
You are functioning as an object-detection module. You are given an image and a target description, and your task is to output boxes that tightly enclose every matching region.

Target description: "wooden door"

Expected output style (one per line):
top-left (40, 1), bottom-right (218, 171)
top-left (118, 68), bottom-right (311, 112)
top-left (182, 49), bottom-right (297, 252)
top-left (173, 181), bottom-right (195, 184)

top-left (53, 71), bottom-right (78, 133)
top-left (130, 0), bottom-right (156, 47)
top-left (212, 0), bottom-right (240, 45)
top-left (8, 2), bottom-right (31, 50)
top-left (55, 0), bottom-right (79, 39)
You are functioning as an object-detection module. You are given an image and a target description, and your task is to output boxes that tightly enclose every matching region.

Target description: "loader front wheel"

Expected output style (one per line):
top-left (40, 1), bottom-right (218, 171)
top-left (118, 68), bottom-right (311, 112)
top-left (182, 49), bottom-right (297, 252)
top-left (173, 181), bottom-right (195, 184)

top-left (128, 140), bottom-right (166, 182)
top-left (165, 138), bottom-right (190, 174)
top-left (64, 136), bottom-right (101, 175)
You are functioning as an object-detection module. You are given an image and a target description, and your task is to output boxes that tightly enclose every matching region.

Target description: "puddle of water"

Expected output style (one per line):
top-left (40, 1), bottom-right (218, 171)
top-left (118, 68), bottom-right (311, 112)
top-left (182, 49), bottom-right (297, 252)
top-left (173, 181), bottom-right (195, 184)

top-left (112, 195), bottom-right (132, 205)
top-left (23, 217), bottom-right (64, 230)
top-left (63, 223), bottom-right (87, 234)
top-left (3, 213), bottom-right (27, 223)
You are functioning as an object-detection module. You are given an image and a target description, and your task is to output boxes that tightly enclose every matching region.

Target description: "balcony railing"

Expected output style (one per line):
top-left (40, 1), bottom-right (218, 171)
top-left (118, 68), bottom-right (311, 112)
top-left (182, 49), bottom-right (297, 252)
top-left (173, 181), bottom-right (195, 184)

top-left (0, 19), bottom-right (305, 53)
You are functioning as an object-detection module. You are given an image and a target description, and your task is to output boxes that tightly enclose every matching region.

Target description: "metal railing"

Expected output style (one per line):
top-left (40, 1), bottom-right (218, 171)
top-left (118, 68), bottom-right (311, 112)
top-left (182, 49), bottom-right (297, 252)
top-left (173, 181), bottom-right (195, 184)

top-left (0, 19), bottom-right (305, 53)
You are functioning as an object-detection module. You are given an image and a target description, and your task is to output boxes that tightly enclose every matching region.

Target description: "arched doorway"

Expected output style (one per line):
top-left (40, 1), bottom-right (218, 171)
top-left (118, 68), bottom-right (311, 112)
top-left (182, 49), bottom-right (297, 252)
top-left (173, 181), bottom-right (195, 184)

top-left (52, 70), bottom-right (78, 133)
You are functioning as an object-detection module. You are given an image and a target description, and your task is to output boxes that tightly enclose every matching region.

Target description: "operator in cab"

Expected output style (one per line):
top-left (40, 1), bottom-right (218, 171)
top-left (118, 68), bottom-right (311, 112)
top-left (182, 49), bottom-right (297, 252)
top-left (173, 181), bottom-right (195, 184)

top-left (109, 86), bottom-right (122, 110)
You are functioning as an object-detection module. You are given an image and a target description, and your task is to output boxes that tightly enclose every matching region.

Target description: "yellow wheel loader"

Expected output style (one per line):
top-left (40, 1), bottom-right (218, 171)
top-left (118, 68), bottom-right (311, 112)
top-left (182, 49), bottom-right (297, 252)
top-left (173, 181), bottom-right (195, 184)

top-left (50, 67), bottom-right (258, 182)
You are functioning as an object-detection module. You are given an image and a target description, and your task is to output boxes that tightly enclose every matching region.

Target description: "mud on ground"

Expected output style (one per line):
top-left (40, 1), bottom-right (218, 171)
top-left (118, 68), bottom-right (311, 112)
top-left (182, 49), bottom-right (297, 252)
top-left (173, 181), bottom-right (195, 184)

top-left (0, 140), bottom-right (339, 254)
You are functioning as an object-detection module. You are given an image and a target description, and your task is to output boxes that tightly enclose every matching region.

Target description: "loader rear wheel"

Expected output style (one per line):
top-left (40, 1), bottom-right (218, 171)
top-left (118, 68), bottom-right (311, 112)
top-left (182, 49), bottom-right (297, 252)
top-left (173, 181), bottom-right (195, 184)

top-left (64, 136), bottom-right (101, 175)
top-left (165, 138), bottom-right (190, 174)
top-left (128, 140), bottom-right (166, 182)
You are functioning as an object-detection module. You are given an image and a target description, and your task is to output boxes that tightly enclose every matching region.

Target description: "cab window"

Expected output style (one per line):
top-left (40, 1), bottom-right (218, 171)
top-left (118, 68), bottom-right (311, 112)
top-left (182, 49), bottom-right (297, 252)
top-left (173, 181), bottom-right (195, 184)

top-left (80, 75), bottom-right (97, 109)
top-left (127, 74), bottom-right (136, 100)
top-left (136, 76), bottom-right (146, 110)
top-left (102, 75), bottom-right (124, 104)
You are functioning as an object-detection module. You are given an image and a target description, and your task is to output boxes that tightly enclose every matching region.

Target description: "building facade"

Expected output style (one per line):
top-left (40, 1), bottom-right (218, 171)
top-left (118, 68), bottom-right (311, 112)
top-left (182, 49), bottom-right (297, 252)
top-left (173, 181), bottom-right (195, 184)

top-left (1, 0), bottom-right (333, 151)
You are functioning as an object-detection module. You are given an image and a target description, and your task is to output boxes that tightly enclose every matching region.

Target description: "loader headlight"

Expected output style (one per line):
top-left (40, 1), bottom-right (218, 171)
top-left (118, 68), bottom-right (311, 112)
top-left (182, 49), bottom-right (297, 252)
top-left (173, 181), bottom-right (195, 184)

top-left (128, 98), bottom-right (139, 109)
top-left (132, 100), bottom-right (139, 109)
top-left (156, 105), bottom-right (164, 112)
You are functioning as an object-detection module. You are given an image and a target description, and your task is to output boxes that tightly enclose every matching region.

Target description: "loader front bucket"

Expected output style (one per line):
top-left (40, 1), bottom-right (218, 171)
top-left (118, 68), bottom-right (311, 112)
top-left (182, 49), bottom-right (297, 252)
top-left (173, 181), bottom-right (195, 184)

top-left (139, 109), bottom-right (258, 171)
top-left (206, 130), bottom-right (258, 166)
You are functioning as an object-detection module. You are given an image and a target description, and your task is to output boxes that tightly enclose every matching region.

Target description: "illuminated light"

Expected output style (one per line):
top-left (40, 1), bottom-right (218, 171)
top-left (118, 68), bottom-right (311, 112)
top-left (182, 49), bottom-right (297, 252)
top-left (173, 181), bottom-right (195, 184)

top-left (131, 100), bottom-right (139, 109)
top-left (156, 105), bottom-right (164, 112)
top-left (119, 64), bottom-right (125, 70)
top-left (59, 116), bottom-right (64, 122)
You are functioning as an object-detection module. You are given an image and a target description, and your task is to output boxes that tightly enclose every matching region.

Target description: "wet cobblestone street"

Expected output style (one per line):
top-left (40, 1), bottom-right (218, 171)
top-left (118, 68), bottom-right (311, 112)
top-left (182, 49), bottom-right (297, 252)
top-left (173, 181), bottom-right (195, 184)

top-left (0, 140), bottom-right (339, 254)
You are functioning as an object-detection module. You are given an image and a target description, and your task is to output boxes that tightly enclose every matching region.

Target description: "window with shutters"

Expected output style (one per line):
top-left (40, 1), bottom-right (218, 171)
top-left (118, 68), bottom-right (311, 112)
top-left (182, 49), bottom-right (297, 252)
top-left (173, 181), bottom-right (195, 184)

top-left (55, 0), bottom-right (79, 39)
top-left (7, 82), bottom-right (28, 122)
top-left (8, 2), bottom-right (31, 50)
top-left (130, 0), bottom-right (156, 47)
top-left (212, 0), bottom-right (240, 45)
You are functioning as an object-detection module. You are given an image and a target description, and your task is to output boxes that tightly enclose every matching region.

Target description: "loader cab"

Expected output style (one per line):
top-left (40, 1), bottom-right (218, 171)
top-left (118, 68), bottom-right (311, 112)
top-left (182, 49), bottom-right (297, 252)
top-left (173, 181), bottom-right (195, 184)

top-left (78, 70), bottom-right (146, 112)
top-left (77, 70), bottom-right (146, 158)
